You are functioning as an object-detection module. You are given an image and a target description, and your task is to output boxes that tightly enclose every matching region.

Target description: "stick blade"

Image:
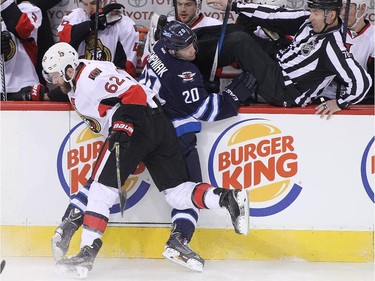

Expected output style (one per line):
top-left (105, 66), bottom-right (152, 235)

top-left (119, 190), bottom-right (127, 217)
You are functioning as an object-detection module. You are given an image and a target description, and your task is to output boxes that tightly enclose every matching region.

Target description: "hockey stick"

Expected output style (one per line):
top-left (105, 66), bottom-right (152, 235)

top-left (93, 0), bottom-right (100, 60)
top-left (1, 54), bottom-right (6, 101)
top-left (336, 0), bottom-right (351, 97)
top-left (209, 0), bottom-right (232, 82)
top-left (115, 141), bottom-right (127, 217)
top-left (173, 0), bottom-right (178, 20)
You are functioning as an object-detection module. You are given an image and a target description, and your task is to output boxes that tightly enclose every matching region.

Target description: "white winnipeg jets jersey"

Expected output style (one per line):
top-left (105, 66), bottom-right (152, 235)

top-left (69, 60), bottom-right (157, 138)
top-left (1, 1), bottom-right (41, 93)
top-left (57, 8), bottom-right (139, 76)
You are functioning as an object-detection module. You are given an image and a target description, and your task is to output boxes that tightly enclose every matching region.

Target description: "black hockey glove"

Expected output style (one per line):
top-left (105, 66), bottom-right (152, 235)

top-left (108, 120), bottom-right (134, 151)
top-left (1, 31), bottom-right (12, 55)
top-left (204, 76), bottom-right (221, 94)
top-left (89, 3), bottom-right (125, 30)
top-left (154, 14), bottom-right (168, 41)
top-left (6, 84), bottom-right (46, 101)
top-left (223, 72), bottom-right (257, 104)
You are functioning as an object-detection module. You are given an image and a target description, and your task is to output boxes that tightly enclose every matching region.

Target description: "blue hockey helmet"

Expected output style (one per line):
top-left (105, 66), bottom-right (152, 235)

top-left (160, 20), bottom-right (197, 54)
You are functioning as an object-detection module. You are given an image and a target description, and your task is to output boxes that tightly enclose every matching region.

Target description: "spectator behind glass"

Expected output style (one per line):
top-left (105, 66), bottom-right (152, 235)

top-left (1, 0), bottom-right (46, 101)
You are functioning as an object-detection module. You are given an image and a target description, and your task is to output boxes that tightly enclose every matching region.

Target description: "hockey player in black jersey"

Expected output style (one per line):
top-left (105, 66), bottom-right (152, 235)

top-left (139, 20), bottom-right (257, 271)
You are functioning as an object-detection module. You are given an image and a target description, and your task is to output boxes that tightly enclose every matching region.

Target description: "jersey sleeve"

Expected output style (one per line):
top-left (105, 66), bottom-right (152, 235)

top-left (57, 9), bottom-right (91, 49)
top-left (324, 33), bottom-right (372, 108)
top-left (116, 16), bottom-right (139, 77)
top-left (1, 0), bottom-right (41, 41)
top-left (232, 2), bottom-right (309, 36)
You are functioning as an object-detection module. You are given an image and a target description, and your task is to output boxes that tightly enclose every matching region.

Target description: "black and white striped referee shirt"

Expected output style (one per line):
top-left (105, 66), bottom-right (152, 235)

top-left (232, 2), bottom-right (372, 108)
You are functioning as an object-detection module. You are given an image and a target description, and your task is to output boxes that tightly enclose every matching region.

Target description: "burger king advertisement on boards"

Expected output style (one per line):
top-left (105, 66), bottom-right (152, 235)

top-left (57, 121), bottom-right (152, 214)
top-left (208, 118), bottom-right (303, 217)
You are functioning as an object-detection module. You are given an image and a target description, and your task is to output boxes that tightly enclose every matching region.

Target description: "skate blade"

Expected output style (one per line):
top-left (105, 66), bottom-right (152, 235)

top-left (51, 233), bottom-right (65, 261)
top-left (162, 248), bottom-right (204, 272)
top-left (235, 189), bottom-right (250, 236)
top-left (54, 264), bottom-right (89, 279)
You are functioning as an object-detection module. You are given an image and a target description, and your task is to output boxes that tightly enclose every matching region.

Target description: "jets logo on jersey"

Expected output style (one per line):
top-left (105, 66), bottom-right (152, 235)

top-left (178, 71), bottom-right (196, 82)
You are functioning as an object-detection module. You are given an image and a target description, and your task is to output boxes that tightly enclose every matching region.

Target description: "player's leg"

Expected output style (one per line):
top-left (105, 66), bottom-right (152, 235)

top-left (54, 123), bottom-right (146, 278)
top-left (164, 182), bottom-right (249, 235)
top-left (164, 132), bottom-right (204, 271)
top-left (51, 179), bottom-right (92, 261)
top-left (54, 181), bottom-right (118, 279)
top-left (194, 26), bottom-right (293, 106)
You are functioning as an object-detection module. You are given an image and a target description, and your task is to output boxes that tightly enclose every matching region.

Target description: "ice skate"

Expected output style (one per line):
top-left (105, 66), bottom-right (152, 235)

top-left (217, 188), bottom-right (249, 235)
top-left (54, 238), bottom-right (102, 279)
top-left (162, 231), bottom-right (204, 272)
top-left (51, 207), bottom-right (83, 261)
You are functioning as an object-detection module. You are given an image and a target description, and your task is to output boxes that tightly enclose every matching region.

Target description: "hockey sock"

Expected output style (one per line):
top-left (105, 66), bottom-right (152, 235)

top-left (171, 208), bottom-right (198, 242)
top-left (192, 183), bottom-right (221, 209)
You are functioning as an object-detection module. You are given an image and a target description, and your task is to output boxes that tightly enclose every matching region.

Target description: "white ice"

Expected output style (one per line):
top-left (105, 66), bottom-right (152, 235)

top-left (0, 257), bottom-right (373, 281)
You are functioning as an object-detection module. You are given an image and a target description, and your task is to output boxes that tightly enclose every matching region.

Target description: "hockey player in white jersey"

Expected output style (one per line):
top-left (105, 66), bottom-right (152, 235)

top-left (1, 0), bottom-right (46, 101)
top-left (57, 0), bottom-right (139, 77)
top-left (42, 42), bottom-right (249, 278)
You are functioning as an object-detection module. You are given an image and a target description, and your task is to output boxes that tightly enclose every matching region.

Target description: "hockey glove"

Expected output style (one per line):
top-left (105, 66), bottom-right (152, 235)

top-left (1, 31), bottom-right (12, 55)
top-left (7, 84), bottom-right (46, 101)
top-left (223, 72), bottom-right (257, 104)
top-left (89, 3), bottom-right (125, 30)
top-left (108, 120), bottom-right (134, 151)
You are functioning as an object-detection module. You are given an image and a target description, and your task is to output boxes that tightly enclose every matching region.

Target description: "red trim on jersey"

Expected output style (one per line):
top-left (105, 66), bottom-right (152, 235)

top-left (118, 84), bottom-right (147, 106)
top-left (192, 183), bottom-right (212, 209)
top-left (20, 39), bottom-right (38, 65)
top-left (98, 103), bottom-right (113, 117)
top-left (15, 13), bottom-right (34, 39)
top-left (125, 61), bottom-right (136, 78)
top-left (58, 22), bottom-right (73, 43)
top-left (190, 13), bottom-right (205, 29)
top-left (74, 63), bottom-right (86, 85)
top-left (83, 213), bottom-right (108, 233)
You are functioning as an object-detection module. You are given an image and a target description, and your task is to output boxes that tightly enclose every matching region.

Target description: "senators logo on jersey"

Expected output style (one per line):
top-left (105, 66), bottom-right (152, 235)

top-left (84, 35), bottom-right (112, 61)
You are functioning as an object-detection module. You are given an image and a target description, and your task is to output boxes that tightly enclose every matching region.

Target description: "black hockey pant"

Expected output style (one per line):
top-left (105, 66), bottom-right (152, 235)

top-left (193, 24), bottom-right (299, 107)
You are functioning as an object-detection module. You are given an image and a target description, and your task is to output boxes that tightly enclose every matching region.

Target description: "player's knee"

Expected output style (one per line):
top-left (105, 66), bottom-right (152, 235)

top-left (164, 181), bottom-right (196, 209)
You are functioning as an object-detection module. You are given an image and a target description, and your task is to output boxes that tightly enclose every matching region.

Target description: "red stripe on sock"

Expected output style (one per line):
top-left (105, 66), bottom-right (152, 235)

top-left (192, 183), bottom-right (212, 209)
top-left (83, 213), bottom-right (108, 233)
